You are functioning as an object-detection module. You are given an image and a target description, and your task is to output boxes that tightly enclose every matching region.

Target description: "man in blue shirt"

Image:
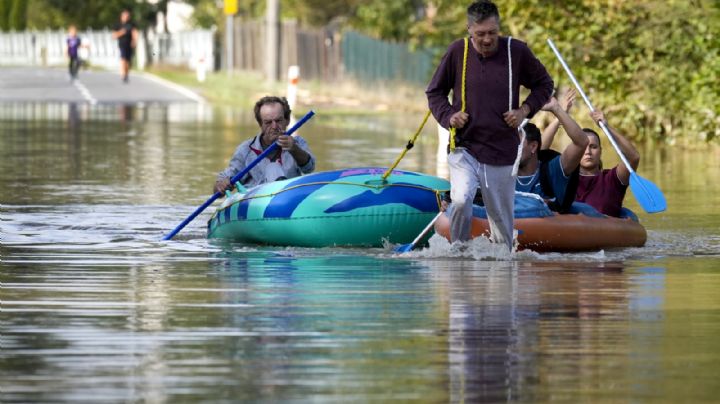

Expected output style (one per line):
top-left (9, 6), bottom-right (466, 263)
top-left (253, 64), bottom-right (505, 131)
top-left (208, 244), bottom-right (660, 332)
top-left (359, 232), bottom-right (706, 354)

top-left (515, 96), bottom-right (588, 212)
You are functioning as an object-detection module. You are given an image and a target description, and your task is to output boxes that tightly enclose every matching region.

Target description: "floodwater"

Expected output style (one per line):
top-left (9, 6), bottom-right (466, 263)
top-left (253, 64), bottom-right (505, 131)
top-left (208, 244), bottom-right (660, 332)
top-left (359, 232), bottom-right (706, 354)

top-left (2, 103), bottom-right (719, 402)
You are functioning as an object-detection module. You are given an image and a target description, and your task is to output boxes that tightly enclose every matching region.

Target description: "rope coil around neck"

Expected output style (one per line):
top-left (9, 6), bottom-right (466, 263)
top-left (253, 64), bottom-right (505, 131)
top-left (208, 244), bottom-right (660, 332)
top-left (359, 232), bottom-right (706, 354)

top-left (448, 37), bottom-right (469, 152)
top-left (509, 36), bottom-right (528, 178)
top-left (449, 37), bottom-right (520, 156)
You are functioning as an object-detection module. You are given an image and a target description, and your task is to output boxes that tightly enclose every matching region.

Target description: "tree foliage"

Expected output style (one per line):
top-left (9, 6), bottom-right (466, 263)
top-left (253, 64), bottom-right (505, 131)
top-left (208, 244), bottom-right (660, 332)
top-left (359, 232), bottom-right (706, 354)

top-left (187, 0), bottom-right (222, 28)
top-left (23, 0), bottom-right (169, 30)
top-left (351, 0), bottom-right (425, 41)
top-left (283, 0), bottom-right (356, 26)
top-left (8, 0), bottom-right (27, 30)
top-left (0, 0), bottom-right (10, 30)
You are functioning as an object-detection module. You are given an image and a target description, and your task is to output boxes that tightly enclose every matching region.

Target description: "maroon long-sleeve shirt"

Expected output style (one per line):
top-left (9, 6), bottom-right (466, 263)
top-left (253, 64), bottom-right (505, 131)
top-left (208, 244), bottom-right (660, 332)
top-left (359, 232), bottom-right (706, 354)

top-left (426, 36), bottom-right (554, 165)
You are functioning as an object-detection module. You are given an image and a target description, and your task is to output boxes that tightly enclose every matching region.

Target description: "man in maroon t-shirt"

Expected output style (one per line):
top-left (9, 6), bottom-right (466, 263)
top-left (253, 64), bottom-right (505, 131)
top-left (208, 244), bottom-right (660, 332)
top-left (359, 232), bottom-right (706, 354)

top-left (426, 0), bottom-right (553, 251)
top-left (575, 110), bottom-right (641, 217)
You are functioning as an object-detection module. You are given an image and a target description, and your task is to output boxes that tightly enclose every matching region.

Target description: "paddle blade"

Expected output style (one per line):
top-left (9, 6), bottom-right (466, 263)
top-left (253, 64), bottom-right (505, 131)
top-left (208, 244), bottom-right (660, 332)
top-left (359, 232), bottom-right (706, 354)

top-left (394, 211), bottom-right (444, 253)
top-left (629, 173), bottom-right (667, 213)
top-left (394, 243), bottom-right (416, 253)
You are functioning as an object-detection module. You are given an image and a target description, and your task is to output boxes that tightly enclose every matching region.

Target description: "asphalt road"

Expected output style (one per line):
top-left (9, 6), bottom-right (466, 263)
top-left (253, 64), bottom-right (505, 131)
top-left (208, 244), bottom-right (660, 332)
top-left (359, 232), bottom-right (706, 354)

top-left (0, 67), bottom-right (204, 104)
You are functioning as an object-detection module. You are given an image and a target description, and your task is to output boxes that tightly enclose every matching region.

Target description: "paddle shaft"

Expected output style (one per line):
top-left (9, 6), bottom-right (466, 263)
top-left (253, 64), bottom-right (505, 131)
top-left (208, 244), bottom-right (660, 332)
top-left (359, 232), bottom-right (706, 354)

top-left (410, 211), bottom-right (443, 248)
top-left (546, 38), bottom-right (635, 174)
top-left (161, 110), bottom-right (315, 240)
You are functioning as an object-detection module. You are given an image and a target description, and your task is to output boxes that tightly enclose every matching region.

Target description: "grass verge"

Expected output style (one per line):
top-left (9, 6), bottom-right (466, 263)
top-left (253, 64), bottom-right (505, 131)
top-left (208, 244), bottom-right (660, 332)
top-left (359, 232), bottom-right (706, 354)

top-left (146, 66), bottom-right (429, 115)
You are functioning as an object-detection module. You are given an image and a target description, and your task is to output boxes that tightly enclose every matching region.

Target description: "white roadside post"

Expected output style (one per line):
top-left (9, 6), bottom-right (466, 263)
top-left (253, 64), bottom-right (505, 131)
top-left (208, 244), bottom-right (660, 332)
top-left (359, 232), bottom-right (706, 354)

top-left (286, 65), bottom-right (300, 124)
top-left (196, 51), bottom-right (207, 82)
top-left (224, 0), bottom-right (237, 75)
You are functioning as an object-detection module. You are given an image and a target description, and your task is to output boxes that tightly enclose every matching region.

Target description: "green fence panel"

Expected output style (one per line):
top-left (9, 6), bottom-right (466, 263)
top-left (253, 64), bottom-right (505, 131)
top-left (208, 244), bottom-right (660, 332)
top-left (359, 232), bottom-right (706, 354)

top-left (341, 31), bottom-right (434, 86)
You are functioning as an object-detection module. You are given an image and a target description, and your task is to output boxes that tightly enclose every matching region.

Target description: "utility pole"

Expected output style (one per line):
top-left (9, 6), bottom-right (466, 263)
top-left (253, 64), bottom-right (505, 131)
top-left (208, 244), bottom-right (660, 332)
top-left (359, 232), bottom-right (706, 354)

top-left (224, 0), bottom-right (238, 75)
top-left (265, 0), bottom-right (280, 83)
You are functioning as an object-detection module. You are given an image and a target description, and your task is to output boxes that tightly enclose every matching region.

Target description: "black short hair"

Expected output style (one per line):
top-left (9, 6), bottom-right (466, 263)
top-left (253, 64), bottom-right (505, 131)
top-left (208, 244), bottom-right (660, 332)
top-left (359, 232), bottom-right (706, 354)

top-left (253, 96), bottom-right (291, 125)
top-left (582, 128), bottom-right (601, 146)
top-left (467, 1), bottom-right (500, 24)
top-left (524, 122), bottom-right (541, 144)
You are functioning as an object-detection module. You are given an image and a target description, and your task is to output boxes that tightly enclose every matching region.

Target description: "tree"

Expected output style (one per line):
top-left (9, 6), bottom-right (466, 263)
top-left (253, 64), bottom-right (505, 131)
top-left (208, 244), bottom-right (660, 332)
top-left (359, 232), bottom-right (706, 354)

top-left (0, 0), bottom-right (11, 31)
top-left (8, 0), bottom-right (27, 30)
top-left (282, 0), bottom-right (356, 26)
top-left (186, 0), bottom-right (221, 29)
top-left (352, 0), bottom-right (425, 41)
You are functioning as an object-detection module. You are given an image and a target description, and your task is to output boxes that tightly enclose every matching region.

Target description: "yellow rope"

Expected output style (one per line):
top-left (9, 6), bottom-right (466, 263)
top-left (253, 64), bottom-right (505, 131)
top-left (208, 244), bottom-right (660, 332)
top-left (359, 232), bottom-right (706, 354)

top-left (380, 38), bottom-right (469, 178)
top-left (213, 181), bottom-right (449, 221)
top-left (381, 110), bottom-right (431, 181)
top-left (221, 181), bottom-right (450, 211)
top-left (449, 37), bottom-right (469, 152)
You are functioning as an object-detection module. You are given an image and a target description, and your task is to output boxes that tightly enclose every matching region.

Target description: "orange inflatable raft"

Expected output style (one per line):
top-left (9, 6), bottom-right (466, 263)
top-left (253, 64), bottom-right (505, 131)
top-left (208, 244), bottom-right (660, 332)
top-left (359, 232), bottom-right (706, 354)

top-left (434, 195), bottom-right (647, 252)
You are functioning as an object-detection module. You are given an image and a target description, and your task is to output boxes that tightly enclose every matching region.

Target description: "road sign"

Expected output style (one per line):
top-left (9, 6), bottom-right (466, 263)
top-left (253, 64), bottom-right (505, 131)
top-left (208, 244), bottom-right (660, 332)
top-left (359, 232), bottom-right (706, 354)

top-left (224, 0), bottom-right (238, 15)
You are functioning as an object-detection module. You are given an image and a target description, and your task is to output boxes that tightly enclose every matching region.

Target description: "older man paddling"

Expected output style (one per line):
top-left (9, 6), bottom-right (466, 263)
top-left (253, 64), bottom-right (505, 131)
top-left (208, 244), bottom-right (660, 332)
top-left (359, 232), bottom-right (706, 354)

top-left (214, 96), bottom-right (315, 193)
top-left (426, 0), bottom-right (553, 251)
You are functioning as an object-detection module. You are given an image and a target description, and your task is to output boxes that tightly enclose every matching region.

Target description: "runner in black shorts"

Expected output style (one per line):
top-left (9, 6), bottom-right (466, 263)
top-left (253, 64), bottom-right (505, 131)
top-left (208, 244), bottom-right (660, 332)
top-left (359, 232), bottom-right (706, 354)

top-left (112, 9), bottom-right (138, 83)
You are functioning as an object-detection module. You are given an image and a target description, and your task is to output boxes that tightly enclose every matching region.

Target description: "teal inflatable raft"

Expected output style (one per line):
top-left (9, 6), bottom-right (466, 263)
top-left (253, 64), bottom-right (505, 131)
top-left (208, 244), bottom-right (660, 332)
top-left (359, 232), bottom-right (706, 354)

top-left (207, 167), bottom-right (450, 247)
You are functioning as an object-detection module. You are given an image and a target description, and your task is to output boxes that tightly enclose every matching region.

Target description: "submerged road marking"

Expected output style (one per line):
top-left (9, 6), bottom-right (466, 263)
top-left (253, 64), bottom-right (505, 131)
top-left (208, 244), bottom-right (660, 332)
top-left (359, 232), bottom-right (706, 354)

top-left (73, 80), bottom-right (97, 105)
top-left (137, 72), bottom-right (206, 104)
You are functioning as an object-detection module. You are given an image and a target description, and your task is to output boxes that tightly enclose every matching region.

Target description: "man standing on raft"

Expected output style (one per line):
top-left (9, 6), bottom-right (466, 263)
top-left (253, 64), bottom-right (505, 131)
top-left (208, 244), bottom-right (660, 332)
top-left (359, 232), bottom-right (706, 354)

top-left (426, 0), bottom-right (554, 251)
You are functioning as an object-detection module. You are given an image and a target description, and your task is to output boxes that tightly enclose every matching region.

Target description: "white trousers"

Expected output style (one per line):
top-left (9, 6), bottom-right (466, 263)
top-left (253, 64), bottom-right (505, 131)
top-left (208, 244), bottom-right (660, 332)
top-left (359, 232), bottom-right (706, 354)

top-left (448, 148), bottom-right (515, 251)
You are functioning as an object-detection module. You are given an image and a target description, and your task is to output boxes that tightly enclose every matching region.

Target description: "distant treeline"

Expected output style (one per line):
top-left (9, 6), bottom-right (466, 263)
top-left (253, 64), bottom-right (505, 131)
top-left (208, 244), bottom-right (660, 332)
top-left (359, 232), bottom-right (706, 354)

top-left (2, 0), bottom-right (718, 142)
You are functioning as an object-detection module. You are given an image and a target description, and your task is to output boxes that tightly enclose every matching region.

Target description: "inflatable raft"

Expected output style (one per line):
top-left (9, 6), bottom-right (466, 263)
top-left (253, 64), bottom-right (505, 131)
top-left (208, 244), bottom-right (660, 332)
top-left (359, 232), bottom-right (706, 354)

top-left (207, 167), bottom-right (449, 247)
top-left (434, 193), bottom-right (647, 252)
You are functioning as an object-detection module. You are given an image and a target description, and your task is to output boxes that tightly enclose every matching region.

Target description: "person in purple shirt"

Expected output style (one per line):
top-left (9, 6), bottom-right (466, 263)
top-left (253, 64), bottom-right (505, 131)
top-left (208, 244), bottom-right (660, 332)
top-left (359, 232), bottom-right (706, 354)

top-left (426, 0), bottom-right (553, 251)
top-left (66, 25), bottom-right (81, 81)
top-left (575, 110), bottom-right (641, 217)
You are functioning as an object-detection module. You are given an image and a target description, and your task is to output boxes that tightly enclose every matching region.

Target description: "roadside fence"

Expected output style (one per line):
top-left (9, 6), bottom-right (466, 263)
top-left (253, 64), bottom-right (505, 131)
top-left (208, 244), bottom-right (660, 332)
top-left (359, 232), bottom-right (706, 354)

top-left (0, 29), bottom-right (215, 72)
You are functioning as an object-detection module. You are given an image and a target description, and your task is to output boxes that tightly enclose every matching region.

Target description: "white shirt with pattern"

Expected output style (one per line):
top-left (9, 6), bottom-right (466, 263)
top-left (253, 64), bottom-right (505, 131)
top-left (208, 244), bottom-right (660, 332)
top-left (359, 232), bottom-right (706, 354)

top-left (217, 135), bottom-right (315, 188)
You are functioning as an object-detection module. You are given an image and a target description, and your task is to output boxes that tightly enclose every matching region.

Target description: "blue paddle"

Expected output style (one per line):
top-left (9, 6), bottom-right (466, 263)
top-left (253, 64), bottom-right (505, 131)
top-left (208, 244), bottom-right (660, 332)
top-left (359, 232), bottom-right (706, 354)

top-left (162, 110), bottom-right (316, 240)
top-left (547, 38), bottom-right (666, 213)
top-left (394, 211), bottom-right (444, 253)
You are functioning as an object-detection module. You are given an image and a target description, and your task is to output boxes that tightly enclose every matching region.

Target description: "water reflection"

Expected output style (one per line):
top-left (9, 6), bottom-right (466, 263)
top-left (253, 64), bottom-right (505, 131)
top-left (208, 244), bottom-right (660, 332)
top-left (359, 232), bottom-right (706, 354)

top-left (423, 259), bottom-right (646, 401)
top-left (203, 251), bottom-right (449, 400)
top-left (0, 102), bottom-right (215, 123)
top-left (67, 102), bottom-right (81, 133)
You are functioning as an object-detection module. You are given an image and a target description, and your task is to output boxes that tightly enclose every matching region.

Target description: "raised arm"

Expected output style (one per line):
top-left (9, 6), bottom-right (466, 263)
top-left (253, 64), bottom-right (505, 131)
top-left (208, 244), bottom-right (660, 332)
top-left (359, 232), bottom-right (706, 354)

top-left (541, 88), bottom-right (576, 149)
top-left (111, 25), bottom-right (124, 39)
top-left (590, 110), bottom-right (640, 185)
top-left (541, 97), bottom-right (588, 174)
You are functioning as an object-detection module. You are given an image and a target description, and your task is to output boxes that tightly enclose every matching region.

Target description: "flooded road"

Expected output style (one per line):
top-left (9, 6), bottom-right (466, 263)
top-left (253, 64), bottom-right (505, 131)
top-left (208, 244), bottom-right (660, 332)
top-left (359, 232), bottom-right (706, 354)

top-left (2, 103), bottom-right (719, 402)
